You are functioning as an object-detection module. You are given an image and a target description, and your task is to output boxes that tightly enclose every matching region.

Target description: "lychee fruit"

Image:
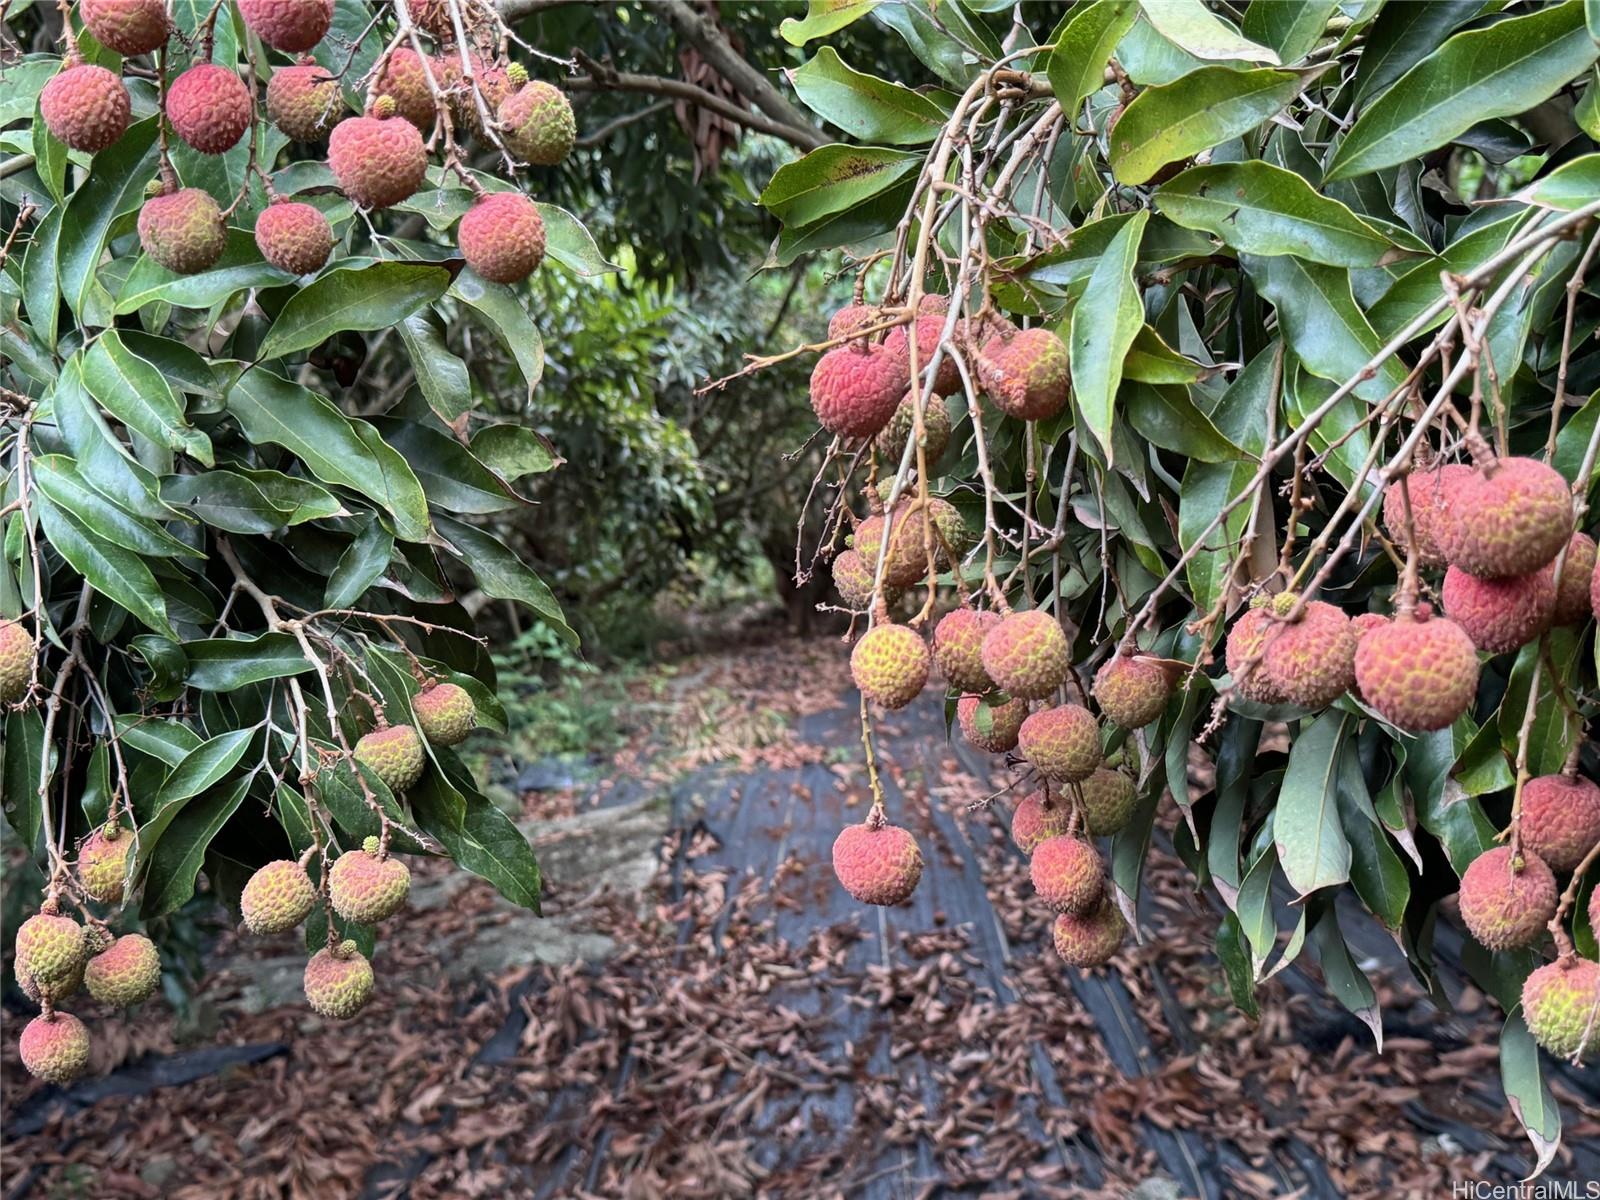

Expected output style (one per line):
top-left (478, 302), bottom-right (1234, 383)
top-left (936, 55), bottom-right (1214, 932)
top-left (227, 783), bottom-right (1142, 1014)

top-left (254, 199), bottom-right (333, 275)
top-left (831, 550), bottom-right (897, 610)
top-left (303, 940), bottom-right (374, 1018)
top-left (166, 64), bottom-right (253, 154)
top-left (354, 723), bottom-right (426, 792)
top-left (976, 327), bottom-right (1070, 421)
top-left (1030, 835), bottom-right (1104, 915)
top-left (329, 836), bottom-right (411, 923)
top-left (458, 191), bottom-right (546, 284)
top-left (933, 608), bottom-right (999, 694)
top-left (40, 63), bottom-right (131, 153)
top-left (1261, 599), bottom-right (1357, 709)
top-left (266, 58), bottom-right (341, 141)
top-left (852, 505), bottom-right (934, 589)
top-left (831, 822), bottom-right (922, 905)
top-left (1441, 456), bottom-right (1574, 578)
top-left (1552, 532), bottom-right (1597, 626)
top-left (828, 303), bottom-right (882, 341)
top-left (1593, 553), bottom-right (1600, 620)
top-left (374, 48), bottom-right (436, 131)
top-left (1077, 767), bottom-right (1137, 836)
top-left (0, 619), bottom-right (34, 703)
top-left (1011, 791), bottom-right (1070, 854)
top-left (885, 315), bottom-right (960, 396)
top-left (1521, 958), bottom-right (1599, 1062)
top-left (1224, 605), bottom-right (1288, 704)
top-left (810, 343), bottom-right (909, 439)
top-left (956, 693), bottom-right (1026, 753)
top-left (18, 1013), bottom-right (92, 1083)
top-left (1518, 773), bottom-right (1600, 873)
top-left (1457, 845), bottom-right (1556, 951)
top-left (1053, 902), bottom-right (1124, 967)
top-left (238, 0), bottom-right (332, 52)
top-left (850, 624), bottom-right (929, 710)
top-left (19, 954), bottom-right (83, 1005)
top-left (77, 824), bottom-right (131, 903)
top-left (1352, 609), bottom-right (1479, 732)
top-left (240, 859), bottom-right (317, 934)
top-left (15, 912), bottom-right (87, 993)
top-left (449, 55), bottom-right (516, 135)
top-left (875, 393), bottom-right (951, 467)
top-left (138, 186), bottom-right (227, 274)
top-left (1382, 463), bottom-right (1470, 569)
top-left (414, 682), bottom-right (476, 747)
top-left (1019, 704), bottom-right (1101, 784)
top-left (84, 933), bottom-right (161, 1006)
top-left (1092, 655), bottom-right (1170, 728)
top-left (499, 80), bottom-right (575, 165)
top-left (1441, 563), bottom-right (1556, 654)
top-left (980, 610), bottom-right (1070, 701)
top-left (328, 109), bottom-right (428, 209)
top-left (81, 0), bottom-right (169, 55)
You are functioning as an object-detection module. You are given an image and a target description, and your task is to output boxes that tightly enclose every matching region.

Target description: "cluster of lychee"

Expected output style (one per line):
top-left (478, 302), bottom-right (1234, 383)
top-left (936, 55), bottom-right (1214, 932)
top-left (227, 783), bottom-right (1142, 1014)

top-left (40, 0), bottom-right (575, 287)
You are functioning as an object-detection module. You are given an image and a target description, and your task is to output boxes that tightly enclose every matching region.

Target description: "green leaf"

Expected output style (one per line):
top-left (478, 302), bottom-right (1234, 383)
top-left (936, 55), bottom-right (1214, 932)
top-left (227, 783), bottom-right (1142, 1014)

top-left (411, 765), bottom-right (541, 912)
top-left (161, 470), bottom-right (296, 534)
top-left (1274, 710), bottom-right (1352, 896)
top-left (132, 727), bottom-right (255, 880)
top-left (469, 424), bottom-right (560, 480)
top-left (448, 272), bottom-right (544, 400)
top-left (1351, 0), bottom-right (1483, 107)
top-left (1216, 911), bottom-right (1260, 1019)
top-left (1125, 383), bottom-right (1240, 461)
top-left (1135, 0), bottom-right (1280, 63)
top-left (1517, 153), bottom-right (1600, 212)
top-left (760, 145), bottom-right (922, 227)
top-left (1240, 0), bottom-right (1339, 65)
top-left (325, 519), bottom-right (395, 609)
top-left (1309, 904), bottom-right (1382, 1047)
top-left (34, 494), bottom-right (173, 638)
top-left (535, 204), bottom-right (618, 276)
top-left (114, 717), bottom-right (203, 768)
top-left (373, 418), bottom-right (521, 514)
top-left (82, 332), bottom-right (214, 465)
top-left (141, 775), bottom-right (250, 919)
top-left (49, 356), bottom-right (180, 522)
top-left (1576, 68), bottom-right (1600, 139)
top-left (790, 46), bottom-right (947, 145)
top-left (21, 204), bottom-right (64, 353)
top-left (1122, 326), bottom-right (1219, 386)
top-left (3, 710), bottom-right (45, 847)
top-left (874, 1), bottom-right (1000, 87)
top-left (258, 262), bottom-right (451, 360)
top-left (434, 515), bottom-right (576, 646)
top-left (58, 117), bottom-right (160, 323)
top-left (398, 312), bottom-right (472, 422)
top-left (31, 97), bottom-right (67, 206)
top-left (184, 634), bottom-right (313, 690)
top-left (1327, 1), bottom-right (1600, 181)
top-left (780, 0), bottom-right (882, 46)
top-left (1069, 209), bottom-right (1147, 464)
top-left (1109, 67), bottom-right (1308, 185)
top-left (1500, 1012), bottom-right (1562, 1176)
top-left (116, 229), bottom-right (296, 314)
top-left (232, 469), bottom-right (343, 525)
top-left (30, 456), bottom-right (199, 560)
top-left (1336, 742), bottom-right (1409, 930)
top-left (1046, 0), bottom-right (1140, 118)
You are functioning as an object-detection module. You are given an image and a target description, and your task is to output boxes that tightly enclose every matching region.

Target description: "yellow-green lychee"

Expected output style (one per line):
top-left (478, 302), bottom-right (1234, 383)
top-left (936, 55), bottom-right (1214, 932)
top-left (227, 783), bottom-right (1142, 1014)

top-left (1092, 655), bottom-right (1170, 728)
top-left (240, 859), bottom-right (317, 934)
top-left (956, 693), bottom-right (1026, 753)
top-left (137, 187), bottom-right (227, 274)
top-left (15, 912), bottom-right (87, 992)
top-left (329, 836), bottom-right (411, 924)
top-left (1053, 902), bottom-right (1124, 967)
top-left (19, 1013), bottom-right (92, 1083)
top-left (0, 619), bottom-right (34, 703)
top-left (1030, 835), bottom-right (1104, 915)
top-left (84, 933), bottom-right (161, 1006)
top-left (832, 550), bottom-right (898, 610)
top-left (933, 608), bottom-right (999, 694)
top-left (1521, 958), bottom-right (1598, 1063)
top-left (303, 940), bottom-right (374, 1018)
top-left (1019, 704), bottom-right (1101, 784)
top-left (77, 824), bottom-right (131, 903)
top-left (354, 723), bottom-right (426, 792)
top-left (266, 57), bottom-right (341, 141)
top-left (875, 394), bottom-right (951, 466)
top-left (1458, 846), bottom-right (1556, 951)
top-left (850, 624), bottom-right (929, 710)
top-left (980, 610), bottom-right (1070, 701)
top-left (414, 682), bottom-right (477, 747)
top-left (831, 822), bottom-right (922, 906)
top-left (499, 80), bottom-right (575, 165)
top-left (1077, 767), bottom-right (1136, 837)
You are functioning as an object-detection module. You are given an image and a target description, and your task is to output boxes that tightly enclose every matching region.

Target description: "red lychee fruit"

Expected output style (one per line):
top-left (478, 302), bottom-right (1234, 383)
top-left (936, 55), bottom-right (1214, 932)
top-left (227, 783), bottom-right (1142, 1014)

top-left (976, 327), bottom-right (1070, 421)
top-left (84, 933), bottom-right (161, 1006)
top-left (1030, 835), bottom-right (1104, 915)
top-left (1011, 791), bottom-right (1070, 854)
top-left (1, 618), bottom-right (35, 703)
top-left (166, 64), bottom-right (253, 154)
top-left (458, 192), bottom-right (546, 284)
top-left (1352, 609), bottom-right (1479, 732)
top-left (933, 608), bottom-right (999, 694)
top-left (1019, 704), bottom-right (1101, 784)
top-left (449, 55), bottom-right (515, 135)
top-left (1518, 773), bottom-right (1600, 873)
top-left (831, 822), bottom-right (922, 905)
top-left (1457, 845), bottom-right (1556, 950)
top-left (828, 303), bottom-right (883, 341)
top-left (980, 610), bottom-right (1070, 701)
top-left (1262, 599), bottom-right (1357, 709)
top-left (499, 80), bottom-right (575, 165)
top-left (81, 0), bottom-right (169, 55)
top-left (76, 823), bottom-right (131, 903)
top-left (303, 940), bottom-right (374, 1018)
top-left (1441, 456), bottom-right (1574, 578)
top-left (40, 63), bottom-right (131, 153)
top-left (241, 859), bottom-right (317, 934)
top-left (238, 0), bottom-right (332, 52)
top-left (1441, 563), bottom-right (1556, 654)
top-left (354, 723), bottom-right (426, 792)
top-left (15, 912), bottom-right (87, 995)
top-left (19, 1013), bottom-right (92, 1083)
top-left (1224, 605), bottom-right (1288, 704)
top-left (831, 550), bottom-right (896, 610)
top-left (328, 110), bottom-right (428, 209)
top-left (885, 315), bottom-right (960, 396)
top-left (1552, 532), bottom-right (1597, 626)
top-left (374, 48), bottom-right (436, 131)
top-left (850, 624), bottom-right (930, 710)
top-left (1382, 463), bottom-right (1470, 569)
top-left (1078, 767), bottom-right (1137, 836)
top-left (1521, 958), bottom-right (1599, 1063)
top-left (266, 58), bottom-right (341, 141)
top-left (254, 199), bottom-right (333, 275)
top-left (138, 187), bottom-right (227, 274)
top-left (875, 394), bottom-right (951, 467)
top-left (810, 343), bottom-right (909, 439)
top-left (1053, 901), bottom-right (1124, 967)
top-left (414, 681), bottom-right (476, 747)
top-left (1092, 655), bottom-right (1170, 729)
top-left (329, 836), bottom-right (411, 923)
top-left (956, 693), bottom-right (1026, 753)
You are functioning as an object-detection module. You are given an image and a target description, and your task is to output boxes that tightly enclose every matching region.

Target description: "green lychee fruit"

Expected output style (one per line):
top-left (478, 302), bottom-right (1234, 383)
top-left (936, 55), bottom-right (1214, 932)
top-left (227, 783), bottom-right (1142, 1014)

top-left (885, 315), bottom-right (961, 396)
top-left (40, 63), bottom-right (131, 153)
top-left (1353, 609), bottom-right (1479, 732)
top-left (15, 912), bottom-right (87, 991)
top-left (1030, 835), bottom-right (1104, 915)
top-left (850, 624), bottom-right (929, 710)
top-left (1224, 605), bottom-right (1288, 704)
top-left (238, 0), bottom-right (332, 52)
top-left (1053, 902), bottom-right (1124, 968)
top-left (84, 933), bottom-right (161, 1006)
top-left (1441, 563), bottom-right (1555, 654)
top-left (1077, 767), bottom-right (1136, 837)
top-left (1382, 463), bottom-right (1470, 569)
top-left (458, 192), bottom-right (546, 284)
top-left (1518, 773), bottom-right (1600, 873)
top-left (328, 110), bottom-right (428, 209)
top-left (1552, 532), bottom-right (1596, 626)
top-left (138, 187), bottom-right (227, 274)
top-left (1019, 704), bottom-right (1101, 784)
top-left (1092, 654), bottom-right (1170, 728)
top-left (77, 824), bottom-right (131, 903)
top-left (19, 953), bottom-right (83, 1005)
top-left (499, 80), bottom-right (575, 165)
top-left (831, 822), bottom-right (922, 905)
top-left (166, 63), bottom-right (253, 154)
top-left (355, 723), bottom-right (426, 792)
top-left (240, 859), bottom-right (318, 934)
top-left (1261, 599), bottom-right (1357, 709)
top-left (875, 394), bottom-right (951, 467)
top-left (254, 199), bottom-right (333, 275)
top-left (956, 693), bottom-right (1026, 753)
top-left (979, 610), bottom-right (1070, 701)
top-left (414, 682), bottom-right (477, 747)
top-left (1521, 958), bottom-right (1599, 1063)
top-left (329, 836), bottom-right (411, 924)
top-left (19, 1013), bottom-right (92, 1083)
top-left (976, 327), bottom-right (1070, 421)
top-left (266, 58), bottom-right (341, 141)
top-left (933, 608), bottom-right (999, 694)
top-left (810, 343), bottom-right (909, 439)
top-left (81, 0), bottom-right (170, 55)
top-left (1441, 456), bottom-right (1574, 579)
top-left (303, 940), bottom-right (374, 1018)
top-left (1011, 791), bottom-right (1070, 854)
top-left (1, 618), bottom-right (35, 703)
top-left (1457, 846), bottom-right (1556, 951)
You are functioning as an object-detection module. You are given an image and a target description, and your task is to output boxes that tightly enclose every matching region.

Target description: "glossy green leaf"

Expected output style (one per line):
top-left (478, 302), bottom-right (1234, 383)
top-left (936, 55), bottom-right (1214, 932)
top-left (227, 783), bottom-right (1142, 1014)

top-left (258, 262), bottom-right (451, 360)
top-left (435, 515), bottom-right (576, 646)
top-left (1125, 383), bottom-right (1241, 462)
top-left (1500, 1013), bottom-right (1562, 1176)
top-left (1070, 210), bottom-right (1147, 464)
top-left (142, 775), bottom-right (251, 919)
top-left (1351, 0), bottom-right (1483, 106)
top-left (57, 117), bottom-right (160, 322)
top-left (31, 456), bottom-right (199, 560)
top-left (1309, 905), bottom-right (1382, 1047)
top-left (82, 332), bottom-right (214, 465)
top-left (536, 204), bottom-right (619, 276)
top-left (1046, 0), bottom-right (1140, 117)
top-left (790, 46), bottom-right (946, 145)
top-left (1109, 67), bottom-right (1307, 184)
top-left (116, 230), bottom-right (296, 314)
top-left (760, 145), bottom-right (922, 226)
top-left (1136, 0), bottom-right (1280, 63)
top-left (469, 424), bottom-right (560, 480)
top-left (449, 272), bottom-right (544, 400)
top-left (412, 758), bottom-right (541, 912)
top-left (325, 518), bottom-right (395, 610)
top-left (184, 634), bottom-right (313, 690)
top-left (780, 0), bottom-right (882, 46)
top-left (398, 312), bottom-right (472, 422)
top-left (34, 494), bottom-right (172, 637)
top-left (114, 717), bottom-right (204, 768)
top-left (373, 419), bottom-right (521, 514)
top-left (2, 710), bottom-right (45, 847)
top-left (1517, 154), bottom-right (1600, 211)
top-left (1275, 710), bottom-right (1351, 896)
top-left (161, 470), bottom-right (297, 534)
top-left (1336, 743), bottom-right (1409, 930)
top-left (1122, 326), bottom-right (1218, 386)
top-left (1240, 0), bottom-right (1339, 65)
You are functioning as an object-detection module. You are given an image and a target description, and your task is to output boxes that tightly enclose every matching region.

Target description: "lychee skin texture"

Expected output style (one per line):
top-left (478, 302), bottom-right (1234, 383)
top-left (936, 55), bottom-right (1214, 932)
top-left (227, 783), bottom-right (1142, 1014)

top-left (0, 619), bottom-right (35, 703)
top-left (885, 315), bottom-right (961, 396)
top-left (138, 188), bottom-right (227, 274)
top-left (19, 955), bottom-right (83, 1005)
top-left (40, 64), bottom-right (131, 153)
top-left (1092, 655), bottom-right (1169, 729)
top-left (1441, 564), bottom-right (1556, 654)
top-left (1382, 464), bottom-right (1470, 569)
top-left (933, 609), bottom-right (999, 694)
top-left (1457, 846), bottom-right (1556, 951)
top-left (1353, 613), bottom-right (1479, 732)
top-left (977, 327), bottom-right (1070, 421)
top-left (266, 60), bottom-right (341, 141)
top-left (1553, 533), bottom-right (1597, 626)
top-left (84, 933), bottom-right (161, 1006)
top-left (458, 192), bottom-right (546, 284)
top-left (831, 550), bottom-right (895, 610)
top-left (354, 723), bottom-right (426, 792)
top-left (810, 344), bottom-right (909, 439)
top-left (81, 0), bottom-right (169, 55)
top-left (1078, 768), bottom-right (1137, 837)
top-left (875, 394), bottom-right (951, 467)
top-left (303, 941), bottom-right (375, 1018)
top-left (254, 201), bottom-right (333, 275)
top-left (831, 823), bottom-right (922, 906)
top-left (414, 682), bottom-right (476, 747)
top-left (329, 838), bottom-right (411, 924)
top-left (15, 913), bottom-right (87, 990)
top-left (1518, 773), bottom-right (1600, 873)
top-left (1262, 600), bottom-right (1357, 709)
top-left (328, 113), bottom-right (428, 209)
top-left (828, 304), bottom-right (882, 341)
top-left (850, 625), bottom-right (930, 710)
top-left (77, 826), bottom-right (130, 903)
top-left (238, 0), bottom-right (331, 51)
top-left (1019, 704), bottom-right (1102, 784)
top-left (980, 610), bottom-right (1070, 701)
top-left (1441, 457), bottom-right (1574, 579)
top-left (1053, 903), bottom-right (1124, 968)
top-left (240, 860), bottom-right (318, 934)
top-left (374, 48), bottom-right (436, 131)
top-left (166, 64), bottom-right (253, 154)
top-left (1522, 959), bottom-right (1599, 1062)
top-left (499, 81), bottom-right (576, 165)
top-left (853, 505), bottom-right (938, 590)
top-left (1011, 791), bottom-right (1070, 854)
top-left (957, 694), bottom-right (1026, 753)
top-left (1030, 836), bottom-right (1104, 915)
top-left (1224, 607), bottom-right (1288, 704)
top-left (19, 1014), bottom-right (91, 1084)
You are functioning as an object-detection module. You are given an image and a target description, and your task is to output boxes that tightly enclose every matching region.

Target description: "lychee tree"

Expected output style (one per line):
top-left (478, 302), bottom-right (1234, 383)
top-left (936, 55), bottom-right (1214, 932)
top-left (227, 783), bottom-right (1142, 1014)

top-left (745, 0), bottom-right (1600, 1171)
top-left (1, 0), bottom-right (599, 1080)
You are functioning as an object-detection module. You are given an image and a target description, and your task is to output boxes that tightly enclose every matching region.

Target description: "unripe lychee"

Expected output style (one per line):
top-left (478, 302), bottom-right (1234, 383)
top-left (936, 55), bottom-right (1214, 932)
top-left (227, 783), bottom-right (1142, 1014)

top-left (1441, 564), bottom-right (1556, 654)
top-left (19, 1013), bottom-right (91, 1084)
top-left (1521, 959), bottom-right (1599, 1062)
top-left (1053, 902), bottom-right (1124, 968)
top-left (1224, 605), bottom-right (1287, 704)
top-left (328, 111), bottom-right (428, 209)
top-left (414, 682), bottom-right (476, 747)
top-left (1, 619), bottom-right (35, 703)
top-left (1441, 457), bottom-right (1574, 579)
top-left (240, 859), bottom-right (317, 934)
top-left (831, 550), bottom-right (897, 610)
top-left (1077, 767), bottom-right (1136, 836)
top-left (238, 0), bottom-right (332, 52)
top-left (40, 63), bottom-right (131, 153)
top-left (329, 836), bottom-right (411, 923)
top-left (458, 192), bottom-right (546, 284)
top-left (850, 624), bottom-right (929, 710)
top-left (1518, 773), bottom-right (1600, 873)
top-left (980, 610), bottom-right (1070, 701)
top-left (933, 608), bottom-right (999, 694)
top-left (1352, 610), bottom-right (1479, 732)
top-left (885, 315), bottom-right (961, 396)
top-left (15, 912), bottom-right (87, 991)
top-left (499, 80), bottom-right (575, 165)
top-left (1011, 791), bottom-right (1070, 854)
top-left (1019, 704), bottom-right (1101, 784)
top-left (875, 394), bottom-right (951, 468)
top-left (832, 822), bottom-right (922, 905)
top-left (166, 64), bottom-right (253, 154)
top-left (266, 58), bottom-right (341, 141)
top-left (1261, 599), bottom-right (1357, 709)
top-left (956, 693), bottom-right (1026, 753)
top-left (1552, 533), bottom-right (1597, 626)
top-left (355, 723), bottom-right (426, 792)
top-left (254, 199), bottom-right (333, 275)
top-left (19, 954), bottom-right (83, 1005)
top-left (1030, 835), bottom-right (1104, 915)
top-left (81, 0), bottom-right (169, 55)
top-left (374, 48), bottom-right (436, 131)
top-left (852, 505), bottom-right (934, 589)
top-left (84, 933), bottom-right (161, 1006)
top-left (1457, 846), bottom-right (1556, 951)
top-left (303, 940), bottom-right (374, 1018)
top-left (1092, 655), bottom-right (1170, 728)
top-left (77, 824), bottom-right (131, 903)
top-left (976, 327), bottom-right (1070, 421)
top-left (828, 304), bottom-right (882, 341)
top-left (810, 343), bottom-right (909, 439)
top-left (1382, 464), bottom-right (1470, 569)
top-left (138, 187), bottom-right (227, 274)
